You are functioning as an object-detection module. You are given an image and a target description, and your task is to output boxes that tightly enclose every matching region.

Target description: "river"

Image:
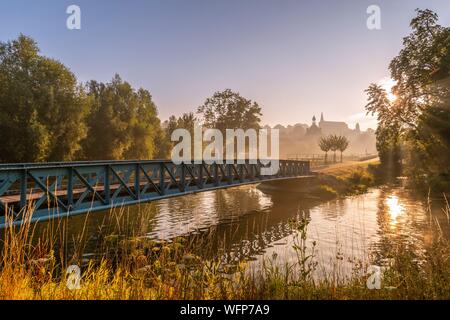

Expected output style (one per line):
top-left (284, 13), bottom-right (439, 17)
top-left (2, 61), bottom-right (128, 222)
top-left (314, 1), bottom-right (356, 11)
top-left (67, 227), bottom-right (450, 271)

top-left (43, 180), bottom-right (448, 279)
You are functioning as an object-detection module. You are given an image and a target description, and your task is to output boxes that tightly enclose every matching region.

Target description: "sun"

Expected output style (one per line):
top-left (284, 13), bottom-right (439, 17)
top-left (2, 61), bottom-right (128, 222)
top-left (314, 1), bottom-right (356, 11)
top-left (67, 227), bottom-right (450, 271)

top-left (378, 77), bottom-right (398, 103)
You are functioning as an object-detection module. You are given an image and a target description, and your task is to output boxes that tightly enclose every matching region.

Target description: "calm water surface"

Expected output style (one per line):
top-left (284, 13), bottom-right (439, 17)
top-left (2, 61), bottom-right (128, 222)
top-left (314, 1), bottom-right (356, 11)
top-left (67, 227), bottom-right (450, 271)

top-left (47, 182), bottom-right (449, 276)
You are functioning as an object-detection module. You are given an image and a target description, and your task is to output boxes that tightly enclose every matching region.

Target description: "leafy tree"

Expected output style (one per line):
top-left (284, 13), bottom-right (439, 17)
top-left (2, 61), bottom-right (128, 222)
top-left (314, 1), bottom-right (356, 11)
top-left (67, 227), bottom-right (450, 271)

top-left (197, 89), bottom-right (262, 132)
top-left (176, 112), bottom-right (196, 133)
top-left (318, 136), bottom-right (332, 163)
top-left (336, 136), bottom-right (350, 162)
top-left (365, 84), bottom-right (403, 175)
top-left (366, 9), bottom-right (450, 132)
top-left (407, 95), bottom-right (450, 189)
top-left (0, 35), bottom-right (87, 162)
top-left (153, 125), bottom-right (172, 159)
top-left (365, 9), bottom-right (450, 187)
top-left (389, 9), bottom-right (450, 118)
top-left (197, 89), bottom-right (262, 160)
top-left (319, 135), bottom-right (349, 163)
top-left (162, 112), bottom-right (197, 159)
top-left (81, 75), bottom-right (162, 160)
top-left (329, 135), bottom-right (340, 163)
top-left (163, 113), bottom-right (197, 141)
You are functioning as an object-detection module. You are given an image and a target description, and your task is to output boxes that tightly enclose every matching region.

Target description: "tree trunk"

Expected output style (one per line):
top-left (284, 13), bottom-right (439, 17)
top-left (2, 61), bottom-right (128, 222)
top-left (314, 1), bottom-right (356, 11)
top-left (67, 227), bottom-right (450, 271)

top-left (340, 151), bottom-right (343, 162)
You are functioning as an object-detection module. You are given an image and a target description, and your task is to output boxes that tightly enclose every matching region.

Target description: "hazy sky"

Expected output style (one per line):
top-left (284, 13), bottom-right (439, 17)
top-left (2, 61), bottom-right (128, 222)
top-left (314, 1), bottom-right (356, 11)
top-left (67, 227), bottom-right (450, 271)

top-left (1, 0), bottom-right (450, 129)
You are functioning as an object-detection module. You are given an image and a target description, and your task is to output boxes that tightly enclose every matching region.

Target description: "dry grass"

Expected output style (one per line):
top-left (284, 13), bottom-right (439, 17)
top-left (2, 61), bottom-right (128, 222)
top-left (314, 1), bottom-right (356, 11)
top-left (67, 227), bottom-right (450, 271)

top-left (0, 195), bottom-right (449, 300)
top-left (316, 158), bottom-right (380, 177)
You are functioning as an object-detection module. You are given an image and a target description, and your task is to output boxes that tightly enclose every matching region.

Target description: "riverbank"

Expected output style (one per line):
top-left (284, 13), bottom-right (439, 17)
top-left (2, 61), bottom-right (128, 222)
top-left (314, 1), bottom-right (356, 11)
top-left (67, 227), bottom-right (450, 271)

top-left (315, 158), bottom-right (380, 195)
top-left (1, 200), bottom-right (448, 300)
top-left (259, 158), bottom-right (380, 199)
top-left (1, 158), bottom-right (449, 300)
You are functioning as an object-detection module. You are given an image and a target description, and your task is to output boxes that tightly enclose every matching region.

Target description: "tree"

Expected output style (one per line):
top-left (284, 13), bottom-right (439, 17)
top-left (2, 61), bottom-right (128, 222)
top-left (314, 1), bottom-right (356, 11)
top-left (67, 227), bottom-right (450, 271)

top-left (153, 125), bottom-right (172, 159)
top-left (389, 9), bottom-right (450, 117)
top-left (176, 112), bottom-right (196, 133)
top-left (81, 75), bottom-right (162, 160)
top-left (161, 112), bottom-right (197, 159)
top-left (319, 135), bottom-right (349, 163)
top-left (319, 136), bottom-right (332, 164)
top-left (329, 135), bottom-right (340, 163)
top-left (365, 9), bottom-right (450, 187)
top-left (336, 136), bottom-right (350, 162)
top-left (163, 113), bottom-right (197, 142)
top-left (407, 94), bottom-right (450, 189)
top-left (365, 84), bottom-right (403, 175)
top-left (366, 9), bottom-right (450, 132)
top-left (197, 89), bottom-right (262, 132)
top-left (197, 89), bottom-right (262, 160)
top-left (0, 35), bottom-right (87, 162)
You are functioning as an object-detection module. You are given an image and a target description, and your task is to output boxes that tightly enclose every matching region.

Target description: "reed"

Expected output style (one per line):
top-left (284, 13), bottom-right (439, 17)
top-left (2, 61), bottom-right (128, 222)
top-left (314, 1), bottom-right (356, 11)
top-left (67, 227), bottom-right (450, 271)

top-left (0, 197), bottom-right (448, 300)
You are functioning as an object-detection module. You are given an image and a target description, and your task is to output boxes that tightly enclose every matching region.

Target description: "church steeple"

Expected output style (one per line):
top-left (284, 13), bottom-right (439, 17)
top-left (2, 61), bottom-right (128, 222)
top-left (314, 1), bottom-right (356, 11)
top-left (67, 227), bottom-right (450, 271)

top-left (307, 115), bottom-right (321, 136)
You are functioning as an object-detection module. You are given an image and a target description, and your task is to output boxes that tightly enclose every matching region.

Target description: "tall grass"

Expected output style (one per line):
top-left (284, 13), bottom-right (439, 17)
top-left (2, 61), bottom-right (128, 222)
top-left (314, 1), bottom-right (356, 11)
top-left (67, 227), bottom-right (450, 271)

top-left (0, 198), bottom-right (449, 300)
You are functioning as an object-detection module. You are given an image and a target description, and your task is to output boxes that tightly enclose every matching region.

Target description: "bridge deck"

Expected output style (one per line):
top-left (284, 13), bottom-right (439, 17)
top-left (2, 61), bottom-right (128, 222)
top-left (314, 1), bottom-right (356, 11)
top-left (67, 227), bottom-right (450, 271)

top-left (0, 182), bottom-right (135, 204)
top-left (0, 159), bottom-right (311, 227)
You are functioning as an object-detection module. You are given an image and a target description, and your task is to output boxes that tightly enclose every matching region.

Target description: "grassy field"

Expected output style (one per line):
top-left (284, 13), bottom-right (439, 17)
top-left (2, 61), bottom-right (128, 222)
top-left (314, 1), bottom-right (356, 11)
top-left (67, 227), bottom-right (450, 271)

top-left (315, 158), bottom-right (380, 176)
top-left (1, 159), bottom-right (449, 300)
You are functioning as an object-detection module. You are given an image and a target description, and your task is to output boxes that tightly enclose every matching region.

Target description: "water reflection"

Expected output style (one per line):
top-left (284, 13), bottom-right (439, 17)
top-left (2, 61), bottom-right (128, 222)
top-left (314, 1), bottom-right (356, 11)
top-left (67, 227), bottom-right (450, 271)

top-left (33, 182), bottom-right (449, 277)
top-left (386, 195), bottom-right (404, 224)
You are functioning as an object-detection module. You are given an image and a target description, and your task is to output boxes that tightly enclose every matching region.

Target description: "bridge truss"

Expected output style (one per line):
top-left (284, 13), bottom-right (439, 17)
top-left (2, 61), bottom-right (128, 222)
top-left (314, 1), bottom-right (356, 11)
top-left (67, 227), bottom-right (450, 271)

top-left (0, 159), bottom-right (311, 227)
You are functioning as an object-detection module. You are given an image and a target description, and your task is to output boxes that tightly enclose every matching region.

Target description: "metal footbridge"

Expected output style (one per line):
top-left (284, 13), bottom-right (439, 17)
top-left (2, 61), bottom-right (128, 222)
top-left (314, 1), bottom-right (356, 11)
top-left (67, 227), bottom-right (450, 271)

top-left (0, 159), bottom-right (311, 227)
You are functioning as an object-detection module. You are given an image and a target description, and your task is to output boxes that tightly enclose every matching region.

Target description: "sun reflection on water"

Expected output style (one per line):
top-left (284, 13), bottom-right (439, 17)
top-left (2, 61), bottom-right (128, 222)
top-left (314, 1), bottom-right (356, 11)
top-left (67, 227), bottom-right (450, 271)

top-left (386, 195), bottom-right (404, 224)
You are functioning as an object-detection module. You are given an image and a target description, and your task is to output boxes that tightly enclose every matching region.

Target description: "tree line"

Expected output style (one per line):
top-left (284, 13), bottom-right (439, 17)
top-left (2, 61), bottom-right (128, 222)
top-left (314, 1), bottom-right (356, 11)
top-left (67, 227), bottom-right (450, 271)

top-left (365, 9), bottom-right (450, 191)
top-left (0, 35), bottom-right (262, 163)
top-left (318, 135), bottom-right (349, 163)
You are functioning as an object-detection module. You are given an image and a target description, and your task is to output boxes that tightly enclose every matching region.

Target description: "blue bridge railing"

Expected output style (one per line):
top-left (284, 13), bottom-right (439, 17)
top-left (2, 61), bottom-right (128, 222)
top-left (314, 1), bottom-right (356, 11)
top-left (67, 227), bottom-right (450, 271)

top-left (0, 159), bottom-right (311, 227)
